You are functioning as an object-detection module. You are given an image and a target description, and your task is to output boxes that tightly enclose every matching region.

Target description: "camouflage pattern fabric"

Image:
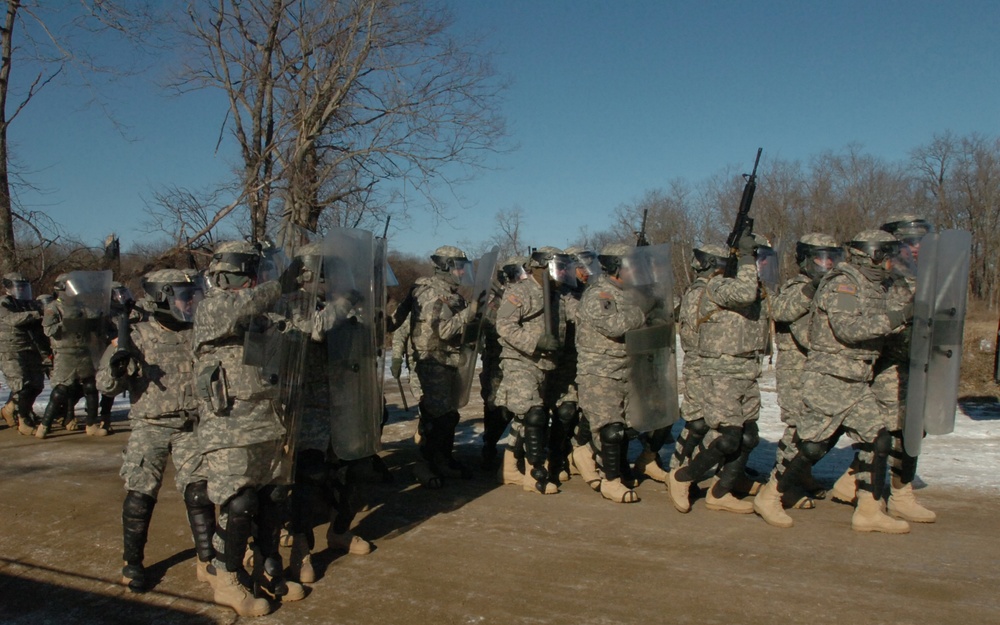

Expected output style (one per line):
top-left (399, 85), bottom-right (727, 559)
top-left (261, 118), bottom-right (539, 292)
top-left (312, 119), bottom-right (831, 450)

top-left (677, 276), bottom-right (709, 423)
top-left (43, 299), bottom-right (101, 387)
top-left (120, 416), bottom-right (204, 497)
top-left (479, 283), bottom-right (504, 409)
top-left (575, 273), bottom-right (644, 431)
top-left (548, 291), bottom-right (580, 408)
top-left (392, 314), bottom-right (423, 400)
top-left (695, 262), bottom-right (768, 380)
top-left (397, 275), bottom-right (474, 369)
top-left (771, 273), bottom-right (814, 427)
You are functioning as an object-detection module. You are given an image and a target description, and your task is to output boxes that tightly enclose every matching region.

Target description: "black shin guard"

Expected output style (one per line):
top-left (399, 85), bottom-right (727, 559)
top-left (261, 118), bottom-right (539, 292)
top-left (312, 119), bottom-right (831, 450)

top-left (255, 485), bottom-right (290, 597)
top-left (522, 406), bottom-right (550, 486)
top-left (41, 385), bottom-right (70, 428)
top-left (219, 488), bottom-right (258, 573)
top-left (122, 491), bottom-right (156, 592)
top-left (672, 418), bottom-right (710, 469)
top-left (14, 390), bottom-right (37, 428)
top-left (713, 422), bottom-right (759, 497)
top-left (598, 423), bottom-right (626, 482)
top-left (573, 413), bottom-right (594, 447)
top-left (82, 378), bottom-right (99, 426)
top-left (871, 429), bottom-right (892, 500)
top-left (641, 426), bottom-right (674, 455)
top-left (675, 424), bottom-right (741, 484)
top-left (183, 481), bottom-right (216, 564)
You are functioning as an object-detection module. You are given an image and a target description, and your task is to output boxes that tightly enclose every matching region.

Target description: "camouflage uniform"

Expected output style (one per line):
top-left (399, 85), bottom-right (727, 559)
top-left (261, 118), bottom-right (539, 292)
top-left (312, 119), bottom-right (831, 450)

top-left (98, 270), bottom-right (213, 592)
top-left (0, 280), bottom-right (48, 433)
top-left (391, 315), bottom-right (422, 401)
top-left (670, 274), bottom-right (711, 470)
top-left (494, 266), bottom-right (569, 493)
top-left (479, 277), bottom-right (510, 467)
top-left (669, 246), bottom-right (768, 512)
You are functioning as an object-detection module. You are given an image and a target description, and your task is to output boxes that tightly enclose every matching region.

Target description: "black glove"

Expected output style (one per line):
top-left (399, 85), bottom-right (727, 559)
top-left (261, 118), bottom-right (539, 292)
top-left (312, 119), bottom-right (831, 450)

top-left (390, 357), bottom-right (403, 380)
top-left (109, 350), bottom-right (131, 378)
top-left (737, 233), bottom-right (757, 257)
top-left (535, 333), bottom-right (560, 353)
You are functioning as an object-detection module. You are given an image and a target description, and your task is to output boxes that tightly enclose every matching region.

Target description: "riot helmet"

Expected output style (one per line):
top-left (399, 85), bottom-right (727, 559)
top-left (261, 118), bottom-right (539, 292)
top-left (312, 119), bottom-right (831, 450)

top-left (565, 245), bottom-right (601, 283)
top-left (597, 243), bottom-right (633, 279)
top-left (847, 229), bottom-right (900, 269)
top-left (499, 256), bottom-right (528, 285)
top-left (293, 242), bottom-right (326, 289)
top-left (795, 233), bottom-right (844, 281)
top-left (531, 246), bottom-right (577, 288)
top-left (142, 269), bottom-right (204, 323)
top-left (208, 240), bottom-right (262, 290)
top-left (881, 213), bottom-right (933, 274)
top-left (690, 243), bottom-right (729, 275)
top-left (754, 234), bottom-right (779, 290)
top-left (430, 245), bottom-right (473, 287)
top-left (2, 272), bottom-right (32, 301)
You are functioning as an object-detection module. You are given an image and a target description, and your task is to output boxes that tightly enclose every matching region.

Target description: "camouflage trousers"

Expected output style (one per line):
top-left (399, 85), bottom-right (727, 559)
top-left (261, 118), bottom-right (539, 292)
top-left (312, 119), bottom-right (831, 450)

top-left (775, 366), bottom-right (806, 427)
top-left (479, 353), bottom-right (503, 409)
top-left (871, 359), bottom-right (917, 482)
top-left (698, 374), bottom-right (761, 429)
top-left (798, 371), bottom-right (892, 443)
top-left (50, 349), bottom-right (96, 388)
top-left (0, 355), bottom-right (45, 395)
top-left (414, 360), bottom-right (459, 419)
top-left (577, 371), bottom-right (627, 432)
top-left (203, 440), bottom-right (280, 506)
top-left (120, 415), bottom-right (205, 498)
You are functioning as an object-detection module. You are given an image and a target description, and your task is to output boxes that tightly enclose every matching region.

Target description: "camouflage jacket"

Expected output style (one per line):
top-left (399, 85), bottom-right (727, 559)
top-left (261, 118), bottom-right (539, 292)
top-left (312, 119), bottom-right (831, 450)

top-left (881, 272), bottom-right (915, 365)
top-left (495, 274), bottom-right (569, 372)
top-left (96, 311), bottom-right (197, 424)
top-left (696, 263), bottom-right (768, 377)
top-left (806, 262), bottom-right (896, 382)
top-left (575, 273), bottom-right (645, 380)
top-left (43, 298), bottom-right (104, 367)
top-left (389, 275), bottom-right (473, 367)
top-left (0, 295), bottom-right (47, 356)
top-left (771, 273), bottom-right (814, 371)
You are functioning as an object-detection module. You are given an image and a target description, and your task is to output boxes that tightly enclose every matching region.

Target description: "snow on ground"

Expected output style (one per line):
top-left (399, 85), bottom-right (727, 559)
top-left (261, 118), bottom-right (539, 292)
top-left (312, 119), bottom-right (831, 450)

top-left (10, 348), bottom-right (999, 496)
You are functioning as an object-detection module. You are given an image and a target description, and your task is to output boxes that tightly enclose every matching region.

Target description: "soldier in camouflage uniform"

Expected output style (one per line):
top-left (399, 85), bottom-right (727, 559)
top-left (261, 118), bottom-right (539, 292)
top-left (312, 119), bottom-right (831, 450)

top-left (98, 282), bottom-right (136, 433)
top-left (480, 256), bottom-right (527, 472)
top-left (36, 274), bottom-right (108, 439)
top-left (390, 312), bottom-right (422, 406)
top-left (870, 214), bottom-right (937, 523)
top-left (96, 269), bottom-right (214, 593)
top-left (754, 234), bottom-right (843, 514)
top-left (669, 244), bottom-right (728, 477)
top-left (494, 247), bottom-right (574, 495)
top-left (0, 273), bottom-right (49, 436)
top-left (667, 233), bottom-right (767, 514)
top-left (575, 243), bottom-right (650, 503)
top-left (754, 230), bottom-right (912, 533)
top-left (282, 244), bottom-right (373, 586)
top-left (192, 241), bottom-right (303, 616)
top-left (386, 245), bottom-right (478, 488)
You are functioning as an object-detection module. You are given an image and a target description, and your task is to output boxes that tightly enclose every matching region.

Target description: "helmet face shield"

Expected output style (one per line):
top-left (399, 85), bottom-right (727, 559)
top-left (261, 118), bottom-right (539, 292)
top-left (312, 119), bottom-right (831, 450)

top-left (849, 240), bottom-right (899, 265)
top-left (547, 254), bottom-right (578, 289)
top-left (576, 251), bottom-right (601, 277)
top-left (166, 283), bottom-right (204, 322)
top-left (452, 257), bottom-right (475, 287)
top-left (8, 280), bottom-right (32, 301)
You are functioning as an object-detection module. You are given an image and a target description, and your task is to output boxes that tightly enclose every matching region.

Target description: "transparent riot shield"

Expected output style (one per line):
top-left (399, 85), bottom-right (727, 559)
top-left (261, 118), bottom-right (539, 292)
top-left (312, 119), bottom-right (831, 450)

top-left (322, 227), bottom-right (381, 461)
top-left (373, 237), bottom-right (394, 404)
top-left (621, 243), bottom-right (679, 431)
top-left (61, 270), bottom-right (113, 367)
top-left (904, 230), bottom-right (971, 456)
top-left (452, 246), bottom-right (499, 408)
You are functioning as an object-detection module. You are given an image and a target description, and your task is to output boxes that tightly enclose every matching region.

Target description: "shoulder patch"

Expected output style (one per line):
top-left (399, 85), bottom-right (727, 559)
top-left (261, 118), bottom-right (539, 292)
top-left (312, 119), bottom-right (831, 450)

top-left (597, 291), bottom-right (613, 300)
top-left (506, 293), bottom-right (523, 307)
top-left (835, 283), bottom-right (858, 295)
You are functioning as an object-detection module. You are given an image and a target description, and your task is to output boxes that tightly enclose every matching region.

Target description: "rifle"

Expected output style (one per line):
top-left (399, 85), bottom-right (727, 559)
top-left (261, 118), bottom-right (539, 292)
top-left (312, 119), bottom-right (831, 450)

top-left (636, 209), bottom-right (650, 247)
top-left (723, 147), bottom-right (763, 278)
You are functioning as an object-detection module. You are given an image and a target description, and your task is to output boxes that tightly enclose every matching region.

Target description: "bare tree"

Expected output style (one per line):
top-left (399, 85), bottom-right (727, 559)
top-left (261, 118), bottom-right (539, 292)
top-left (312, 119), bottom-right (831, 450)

top-left (490, 205), bottom-right (525, 259)
top-left (0, 1), bottom-right (158, 274)
top-left (169, 0), bottom-right (507, 252)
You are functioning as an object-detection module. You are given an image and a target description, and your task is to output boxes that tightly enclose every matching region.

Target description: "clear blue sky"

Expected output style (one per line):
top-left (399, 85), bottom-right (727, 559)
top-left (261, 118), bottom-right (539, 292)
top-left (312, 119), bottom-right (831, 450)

top-left (10, 1), bottom-right (999, 259)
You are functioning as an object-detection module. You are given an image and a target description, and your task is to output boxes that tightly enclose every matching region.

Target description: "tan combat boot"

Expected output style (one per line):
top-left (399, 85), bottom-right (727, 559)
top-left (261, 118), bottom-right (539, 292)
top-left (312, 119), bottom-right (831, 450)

top-left (851, 491), bottom-right (910, 534)
top-left (633, 450), bottom-right (670, 483)
top-left (33, 424), bottom-right (49, 439)
top-left (245, 544), bottom-right (305, 602)
top-left (571, 445), bottom-right (601, 491)
top-left (830, 466), bottom-right (857, 505)
top-left (753, 480), bottom-right (794, 528)
top-left (887, 480), bottom-right (936, 523)
top-left (600, 477), bottom-right (640, 503)
top-left (327, 530), bottom-right (373, 555)
top-left (86, 424), bottom-right (108, 437)
top-left (705, 489), bottom-right (754, 514)
top-left (667, 469), bottom-right (691, 513)
top-left (205, 564), bottom-right (271, 617)
top-left (288, 533), bottom-right (315, 583)
top-left (1, 400), bottom-right (15, 428)
top-left (499, 448), bottom-right (523, 486)
top-left (196, 559), bottom-right (212, 585)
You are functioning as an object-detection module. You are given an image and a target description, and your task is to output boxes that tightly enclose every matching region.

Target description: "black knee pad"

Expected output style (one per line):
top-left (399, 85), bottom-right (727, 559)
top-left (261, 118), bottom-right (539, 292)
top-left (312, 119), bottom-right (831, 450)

top-left (225, 488), bottom-right (259, 519)
top-left (715, 426), bottom-right (743, 456)
top-left (124, 491), bottom-right (156, 519)
top-left (49, 384), bottom-right (70, 406)
top-left (555, 402), bottom-right (578, 427)
top-left (81, 377), bottom-right (98, 396)
top-left (874, 428), bottom-right (892, 458)
top-left (183, 481), bottom-right (211, 508)
top-left (523, 405), bottom-right (549, 429)
top-left (599, 422), bottom-right (626, 446)
top-left (798, 439), bottom-right (830, 464)
top-left (260, 484), bottom-right (289, 504)
top-left (741, 422), bottom-right (760, 450)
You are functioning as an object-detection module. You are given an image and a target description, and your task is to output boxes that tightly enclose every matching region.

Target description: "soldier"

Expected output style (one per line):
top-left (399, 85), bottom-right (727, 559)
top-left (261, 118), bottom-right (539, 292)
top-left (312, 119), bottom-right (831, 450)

top-left (36, 272), bottom-right (110, 439)
top-left (0, 273), bottom-right (49, 436)
top-left (192, 241), bottom-right (303, 616)
top-left (871, 214), bottom-right (937, 522)
top-left (754, 230), bottom-right (912, 533)
top-left (493, 247), bottom-right (573, 495)
top-left (390, 314), bottom-right (422, 408)
top-left (96, 269), bottom-right (214, 593)
top-left (575, 243), bottom-right (649, 503)
top-left (667, 232), bottom-right (767, 514)
top-left (386, 245), bottom-right (479, 488)
top-left (758, 234), bottom-right (843, 513)
top-left (99, 282), bottom-right (136, 433)
top-left (480, 256), bottom-right (527, 471)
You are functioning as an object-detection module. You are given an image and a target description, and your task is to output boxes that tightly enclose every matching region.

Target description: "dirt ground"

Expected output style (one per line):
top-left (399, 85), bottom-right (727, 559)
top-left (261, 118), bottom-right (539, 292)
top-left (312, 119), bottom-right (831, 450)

top-left (2, 382), bottom-right (999, 625)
